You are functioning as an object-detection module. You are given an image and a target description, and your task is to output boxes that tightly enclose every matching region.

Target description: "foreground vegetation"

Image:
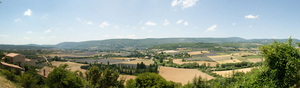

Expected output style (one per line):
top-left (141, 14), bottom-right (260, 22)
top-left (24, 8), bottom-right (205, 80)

top-left (1, 38), bottom-right (300, 87)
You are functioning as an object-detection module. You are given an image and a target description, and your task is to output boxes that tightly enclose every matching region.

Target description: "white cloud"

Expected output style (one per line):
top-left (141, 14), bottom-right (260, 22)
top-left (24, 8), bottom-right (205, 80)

top-left (57, 28), bottom-right (60, 30)
top-left (141, 27), bottom-right (146, 30)
top-left (42, 14), bottom-right (48, 18)
top-left (105, 35), bottom-right (110, 37)
top-left (99, 21), bottom-right (110, 28)
top-left (171, 0), bottom-right (179, 6)
top-left (27, 31), bottom-right (33, 33)
top-left (24, 37), bottom-right (30, 40)
top-left (15, 19), bottom-right (21, 22)
top-left (76, 18), bottom-right (81, 21)
top-left (123, 30), bottom-right (125, 32)
top-left (50, 36), bottom-right (56, 38)
top-left (133, 27), bottom-right (136, 29)
top-left (87, 21), bottom-right (94, 25)
top-left (182, 0), bottom-right (199, 8)
top-left (245, 15), bottom-right (259, 19)
top-left (171, 0), bottom-right (199, 8)
top-left (249, 25), bottom-right (252, 27)
top-left (164, 19), bottom-right (169, 26)
top-left (194, 26), bottom-right (197, 29)
top-left (44, 30), bottom-right (51, 33)
top-left (149, 30), bottom-right (153, 32)
top-left (233, 23), bottom-right (235, 26)
top-left (126, 26), bottom-right (129, 27)
top-left (205, 25), bottom-right (217, 32)
top-left (184, 21), bottom-right (188, 26)
top-left (39, 37), bottom-right (45, 39)
top-left (116, 35), bottom-right (136, 38)
top-left (177, 20), bottom-right (183, 24)
top-left (69, 28), bottom-right (73, 30)
top-left (174, 9), bottom-right (177, 11)
top-left (139, 21), bottom-right (143, 25)
top-left (0, 35), bottom-right (9, 37)
top-left (115, 26), bottom-right (119, 29)
top-left (145, 21), bottom-right (157, 26)
top-left (24, 9), bottom-right (32, 16)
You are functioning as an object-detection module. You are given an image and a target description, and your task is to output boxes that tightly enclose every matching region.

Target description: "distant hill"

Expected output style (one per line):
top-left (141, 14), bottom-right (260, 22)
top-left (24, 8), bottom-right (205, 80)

top-left (53, 37), bottom-right (247, 49)
top-left (53, 37), bottom-right (300, 49)
top-left (1, 37), bottom-right (299, 50)
top-left (0, 45), bottom-right (52, 50)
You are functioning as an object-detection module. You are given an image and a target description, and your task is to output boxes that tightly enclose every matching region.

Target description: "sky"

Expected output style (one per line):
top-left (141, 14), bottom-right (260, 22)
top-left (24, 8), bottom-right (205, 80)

top-left (0, 0), bottom-right (300, 45)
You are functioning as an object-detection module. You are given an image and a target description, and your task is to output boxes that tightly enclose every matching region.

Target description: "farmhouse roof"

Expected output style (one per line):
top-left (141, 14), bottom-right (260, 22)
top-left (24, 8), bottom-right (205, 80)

top-left (39, 66), bottom-right (54, 78)
top-left (5, 53), bottom-right (20, 57)
top-left (211, 68), bottom-right (216, 71)
top-left (0, 62), bottom-right (23, 69)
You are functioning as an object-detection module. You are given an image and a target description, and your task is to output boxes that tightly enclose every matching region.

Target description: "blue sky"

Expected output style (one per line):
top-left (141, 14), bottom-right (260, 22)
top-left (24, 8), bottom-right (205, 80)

top-left (0, 0), bottom-right (300, 45)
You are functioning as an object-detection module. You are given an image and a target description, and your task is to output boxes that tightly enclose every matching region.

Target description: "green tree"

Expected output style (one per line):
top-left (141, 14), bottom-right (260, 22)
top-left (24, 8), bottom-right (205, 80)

top-left (216, 63), bottom-right (220, 68)
top-left (85, 66), bottom-right (102, 86)
top-left (18, 72), bottom-right (38, 88)
top-left (258, 37), bottom-right (300, 87)
top-left (169, 58), bottom-right (173, 64)
top-left (3, 56), bottom-right (11, 63)
top-left (99, 68), bottom-right (125, 88)
top-left (46, 64), bottom-right (83, 88)
top-left (190, 75), bottom-right (208, 88)
top-left (85, 66), bottom-right (125, 88)
top-left (2, 69), bottom-right (18, 82)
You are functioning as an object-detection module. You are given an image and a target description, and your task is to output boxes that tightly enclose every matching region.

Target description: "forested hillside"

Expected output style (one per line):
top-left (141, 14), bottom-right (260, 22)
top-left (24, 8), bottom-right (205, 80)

top-left (0, 45), bottom-right (52, 50)
top-left (1, 37), bottom-right (300, 50)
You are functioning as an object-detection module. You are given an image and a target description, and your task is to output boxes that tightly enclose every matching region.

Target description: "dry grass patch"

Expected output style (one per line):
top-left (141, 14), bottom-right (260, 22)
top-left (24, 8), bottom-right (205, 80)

top-left (232, 53), bottom-right (255, 56)
top-left (159, 66), bottom-right (214, 85)
top-left (208, 55), bottom-right (232, 61)
top-left (48, 61), bottom-right (88, 76)
top-left (0, 75), bottom-right (17, 88)
top-left (118, 59), bottom-right (153, 65)
top-left (173, 59), bottom-right (217, 67)
top-left (216, 59), bottom-right (242, 64)
top-left (119, 75), bottom-right (136, 84)
top-left (247, 58), bottom-right (264, 63)
top-left (213, 68), bottom-right (254, 77)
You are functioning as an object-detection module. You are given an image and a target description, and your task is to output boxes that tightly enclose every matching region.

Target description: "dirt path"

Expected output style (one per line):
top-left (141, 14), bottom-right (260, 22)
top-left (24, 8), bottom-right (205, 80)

top-left (159, 66), bottom-right (214, 85)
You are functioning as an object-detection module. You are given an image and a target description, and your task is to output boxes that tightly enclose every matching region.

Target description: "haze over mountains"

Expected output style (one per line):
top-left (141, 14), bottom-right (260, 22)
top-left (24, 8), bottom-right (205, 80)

top-left (0, 37), bottom-right (299, 50)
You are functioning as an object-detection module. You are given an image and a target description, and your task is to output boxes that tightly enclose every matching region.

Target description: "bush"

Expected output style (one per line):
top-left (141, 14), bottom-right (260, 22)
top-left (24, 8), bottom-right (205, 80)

top-left (18, 72), bottom-right (38, 88)
top-left (126, 72), bottom-right (179, 88)
top-left (2, 69), bottom-right (19, 82)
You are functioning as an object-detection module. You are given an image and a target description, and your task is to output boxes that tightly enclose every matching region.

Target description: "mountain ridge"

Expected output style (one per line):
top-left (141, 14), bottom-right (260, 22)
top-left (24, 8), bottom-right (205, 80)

top-left (1, 37), bottom-right (299, 50)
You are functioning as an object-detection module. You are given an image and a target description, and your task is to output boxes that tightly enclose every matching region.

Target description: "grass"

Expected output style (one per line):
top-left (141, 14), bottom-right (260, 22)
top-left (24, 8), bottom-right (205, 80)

top-left (216, 53), bottom-right (231, 55)
top-left (0, 69), bottom-right (22, 88)
top-left (233, 54), bottom-right (263, 62)
top-left (233, 56), bottom-right (249, 62)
